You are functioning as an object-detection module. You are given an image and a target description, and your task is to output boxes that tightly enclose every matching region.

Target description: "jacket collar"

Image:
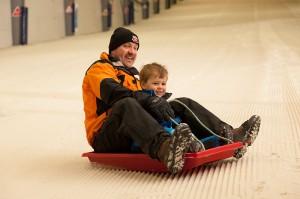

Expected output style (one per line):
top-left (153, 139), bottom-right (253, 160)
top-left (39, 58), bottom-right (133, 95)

top-left (100, 52), bottom-right (139, 75)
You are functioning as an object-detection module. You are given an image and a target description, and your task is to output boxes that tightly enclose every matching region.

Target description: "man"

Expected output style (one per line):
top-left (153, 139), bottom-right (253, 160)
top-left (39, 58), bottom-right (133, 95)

top-left (82, 27), bottom-right (195, 174)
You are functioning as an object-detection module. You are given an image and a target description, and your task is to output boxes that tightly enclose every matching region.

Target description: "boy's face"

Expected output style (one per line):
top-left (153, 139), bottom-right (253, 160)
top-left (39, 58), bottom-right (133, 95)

top-left (141, 74), bottom-right (167, 97)
top-left (111, 42), bottom-right (138, 67)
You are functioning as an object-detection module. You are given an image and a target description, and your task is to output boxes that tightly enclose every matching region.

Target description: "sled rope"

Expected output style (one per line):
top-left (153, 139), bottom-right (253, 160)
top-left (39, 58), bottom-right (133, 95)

top-left (169, 99), bottom-right (233, 144)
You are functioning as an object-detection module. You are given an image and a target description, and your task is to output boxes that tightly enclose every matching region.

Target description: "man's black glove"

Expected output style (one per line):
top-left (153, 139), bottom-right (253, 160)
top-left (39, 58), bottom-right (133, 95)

top-left (132, 91), bottom-right (175, 121)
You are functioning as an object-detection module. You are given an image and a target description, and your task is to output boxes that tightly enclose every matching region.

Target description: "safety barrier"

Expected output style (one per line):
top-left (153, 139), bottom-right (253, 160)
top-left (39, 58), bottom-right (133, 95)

top-left (11, 0), bottom-right (28, 45)
top-left (3, 0), bottom-right (184, 48)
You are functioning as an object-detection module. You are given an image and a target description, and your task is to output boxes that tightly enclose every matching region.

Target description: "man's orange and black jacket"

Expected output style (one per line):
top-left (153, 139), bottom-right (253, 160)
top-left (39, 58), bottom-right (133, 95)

top-left (82, 52), bottom-right (142, 146)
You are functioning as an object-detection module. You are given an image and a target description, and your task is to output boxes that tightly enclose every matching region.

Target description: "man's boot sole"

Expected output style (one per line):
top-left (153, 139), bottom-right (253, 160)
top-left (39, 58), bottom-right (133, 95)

top-left (244, 115), bottom-right (261, 146)
top-left (166, 123), bottom-right (193, 174)
top-left (234, 115), bottom-right (261, 159)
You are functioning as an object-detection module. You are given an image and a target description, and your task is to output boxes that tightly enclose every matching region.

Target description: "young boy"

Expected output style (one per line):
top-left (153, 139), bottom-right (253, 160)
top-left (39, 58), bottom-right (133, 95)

top-left (139, 62), bottom-right (261, 157)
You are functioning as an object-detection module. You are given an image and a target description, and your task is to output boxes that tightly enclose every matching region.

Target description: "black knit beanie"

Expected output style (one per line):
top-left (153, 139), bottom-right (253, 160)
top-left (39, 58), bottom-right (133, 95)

top-left (109, 27), bottom-right (139, 53)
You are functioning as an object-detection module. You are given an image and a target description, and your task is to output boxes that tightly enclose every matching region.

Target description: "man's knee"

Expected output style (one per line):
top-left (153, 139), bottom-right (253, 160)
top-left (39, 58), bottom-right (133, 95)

top-left (114, 97), bottom-right (140, 109)
top-left (176, 97), bottom-right (189, 102)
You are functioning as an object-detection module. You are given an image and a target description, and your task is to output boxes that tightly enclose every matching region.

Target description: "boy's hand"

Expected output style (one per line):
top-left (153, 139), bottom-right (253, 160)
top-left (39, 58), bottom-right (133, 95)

top-left (146, 96), bottom-right (175, 121)
top-left (132, 91), bottom-right (175, 121)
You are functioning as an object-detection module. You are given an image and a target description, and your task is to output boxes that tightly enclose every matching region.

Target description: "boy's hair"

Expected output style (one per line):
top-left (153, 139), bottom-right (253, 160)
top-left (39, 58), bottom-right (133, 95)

top-left (140, 63), bottom-right (168, 85)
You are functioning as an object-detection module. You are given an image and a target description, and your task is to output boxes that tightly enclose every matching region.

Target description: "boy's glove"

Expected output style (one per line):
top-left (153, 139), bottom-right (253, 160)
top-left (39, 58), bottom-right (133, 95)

top-left (132, 91), bottom-right (175, 121)
top-left (147, 96), bottom-right (175, 121)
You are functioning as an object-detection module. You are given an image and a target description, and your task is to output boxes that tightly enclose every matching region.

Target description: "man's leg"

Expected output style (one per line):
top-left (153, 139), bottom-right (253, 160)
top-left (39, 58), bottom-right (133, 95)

top-left (169, 97), bottom-right (233, 139)
top-left (92, 97), bottom-right (168, 158)
top-left (92, 97), bottom-right (194, 174)
top-left (169, 97), bottom-right (261, 158)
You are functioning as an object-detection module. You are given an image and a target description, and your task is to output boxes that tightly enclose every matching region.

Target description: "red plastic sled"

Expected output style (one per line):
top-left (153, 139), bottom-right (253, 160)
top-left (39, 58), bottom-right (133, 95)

top-left (82, 142), bottom-right (243, 172)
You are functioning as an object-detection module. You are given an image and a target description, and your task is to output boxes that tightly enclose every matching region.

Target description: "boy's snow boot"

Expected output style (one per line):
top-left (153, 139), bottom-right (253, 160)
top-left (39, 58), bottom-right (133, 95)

top-left (157, 123), bottom-right (193, 174)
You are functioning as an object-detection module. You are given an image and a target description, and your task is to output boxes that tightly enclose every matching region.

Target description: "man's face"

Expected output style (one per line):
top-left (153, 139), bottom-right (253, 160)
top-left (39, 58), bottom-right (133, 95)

top-left (111, 42), bottom-right (138, 67)
top-left (141, 74), bottom-right (168, 97)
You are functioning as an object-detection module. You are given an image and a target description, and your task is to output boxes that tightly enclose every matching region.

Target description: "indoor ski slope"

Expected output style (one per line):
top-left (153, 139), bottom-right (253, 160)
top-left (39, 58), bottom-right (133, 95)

top-left (1, 0), bottom-right (300, 198)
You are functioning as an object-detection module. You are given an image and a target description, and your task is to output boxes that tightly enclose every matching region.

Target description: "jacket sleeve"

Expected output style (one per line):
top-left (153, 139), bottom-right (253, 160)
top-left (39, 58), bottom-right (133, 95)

top-left (86, 62), bottom-right (132, 106)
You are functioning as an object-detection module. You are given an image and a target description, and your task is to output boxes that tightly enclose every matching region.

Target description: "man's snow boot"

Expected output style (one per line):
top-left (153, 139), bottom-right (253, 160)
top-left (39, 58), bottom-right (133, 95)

top-left (222, 115), bottom-right (261, 158)
top-left (157, 123), bottom-right (193, 174)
